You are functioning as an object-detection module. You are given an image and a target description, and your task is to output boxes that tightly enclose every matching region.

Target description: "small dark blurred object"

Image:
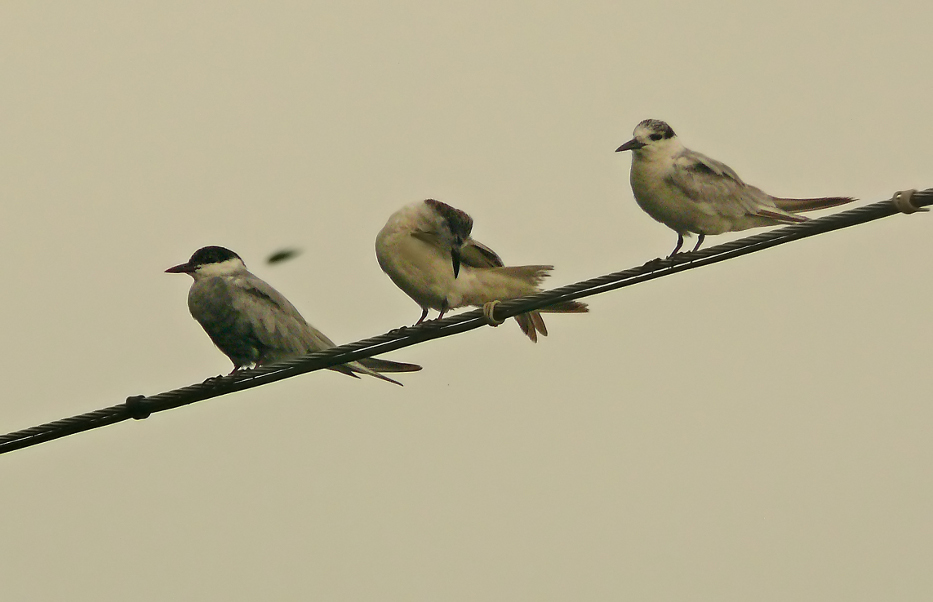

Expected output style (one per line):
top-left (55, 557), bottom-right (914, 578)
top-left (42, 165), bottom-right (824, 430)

top-left (266, 248), bottom-right (302, 265)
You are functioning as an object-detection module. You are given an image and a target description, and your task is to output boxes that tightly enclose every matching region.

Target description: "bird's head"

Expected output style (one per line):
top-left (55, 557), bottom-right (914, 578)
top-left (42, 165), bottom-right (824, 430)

top-left (615, 119), bottom-right (679, 157)
top-left (422, 199), bottom-right (473, 278)
top-left (166, 246), bottom-right (247, 280)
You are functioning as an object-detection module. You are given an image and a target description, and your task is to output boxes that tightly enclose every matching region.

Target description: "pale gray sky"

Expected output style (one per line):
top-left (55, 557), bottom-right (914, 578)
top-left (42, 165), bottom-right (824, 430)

top-left (2, 1), bottom-right (931, 600)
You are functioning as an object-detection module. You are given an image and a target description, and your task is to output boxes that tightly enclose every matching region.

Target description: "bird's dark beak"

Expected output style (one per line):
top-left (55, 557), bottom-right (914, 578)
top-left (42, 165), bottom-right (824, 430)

top-left (615, 138), bottom-right (645, 152)
top-left (451, 246), bottom-right (462, 278)
top-left (165, 262), bottom-right (194, 274)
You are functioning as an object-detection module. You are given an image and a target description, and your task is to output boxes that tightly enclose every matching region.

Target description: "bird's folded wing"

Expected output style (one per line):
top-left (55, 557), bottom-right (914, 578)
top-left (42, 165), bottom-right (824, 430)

top-left (358, 357), bottom-right (422, 373)
top-left (669, 150), bottom-right (792, 219)
top-left (231, 276), bottom-right (338, 354)
top-left (460, 239), bottom-right (505, 268)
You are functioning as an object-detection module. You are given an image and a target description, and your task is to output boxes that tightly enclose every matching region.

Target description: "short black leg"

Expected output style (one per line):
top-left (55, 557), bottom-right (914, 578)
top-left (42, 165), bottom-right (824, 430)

top-left (669, 234), bottom-right (685, 257)
top-left (437, 300), bottom-right (449, 320)
top-left (691, 234), bottom-right (705, 253)
top-left (415, 307), bottom-right (429, 325)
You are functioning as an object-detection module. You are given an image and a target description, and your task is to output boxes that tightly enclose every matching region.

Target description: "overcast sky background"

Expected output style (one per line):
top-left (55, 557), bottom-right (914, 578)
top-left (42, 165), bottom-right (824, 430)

top-left (2, 2), bottom-right (931, 600)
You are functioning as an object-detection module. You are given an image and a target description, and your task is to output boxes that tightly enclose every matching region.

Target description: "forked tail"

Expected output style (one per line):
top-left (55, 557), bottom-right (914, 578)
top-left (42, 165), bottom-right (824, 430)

top-left (514, 300), bottom-right (589, 343)
top-left (459, 264), bottom-right (588, 342)
top-left (330, 361), bottom-right (405, 386)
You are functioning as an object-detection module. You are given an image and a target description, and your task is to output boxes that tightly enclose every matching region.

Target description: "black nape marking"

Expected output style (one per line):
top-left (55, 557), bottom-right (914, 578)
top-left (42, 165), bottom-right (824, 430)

top-left (188, 246), bottom-right (242, 267)
top-left (639, 119), bottom-right (676, 140)
top-left (425, 199), bottom-right (474, 240)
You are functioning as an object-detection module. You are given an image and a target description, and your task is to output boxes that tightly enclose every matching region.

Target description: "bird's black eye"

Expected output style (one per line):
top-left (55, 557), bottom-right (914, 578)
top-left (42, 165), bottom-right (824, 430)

top-left (649, 133), bottom-right (663, 141)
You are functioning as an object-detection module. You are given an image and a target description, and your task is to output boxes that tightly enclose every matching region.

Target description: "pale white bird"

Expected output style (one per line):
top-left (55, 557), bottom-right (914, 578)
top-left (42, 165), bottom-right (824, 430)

top-left (166, 246), bottom-right (421, 384)
top-left (375, 199), bottom-right (587, 342)
top-left (616, 119), bottom-right (856, 256)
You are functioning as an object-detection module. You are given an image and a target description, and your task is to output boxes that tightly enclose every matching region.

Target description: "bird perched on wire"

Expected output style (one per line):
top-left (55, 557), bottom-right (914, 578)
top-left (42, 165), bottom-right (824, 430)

top-left (616, 119), bottom-right (856, 256)
top-left (166, 246), bottom-right (421, 384)
top-left (375, 199), bottom-right (588, 342)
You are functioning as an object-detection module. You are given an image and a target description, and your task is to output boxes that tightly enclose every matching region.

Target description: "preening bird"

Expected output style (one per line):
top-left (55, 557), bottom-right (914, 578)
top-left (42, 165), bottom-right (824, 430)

top-left (616, 119), bottom-right (856, 256)
top-left (375, 199), bottom-right (587, 342)
top-left (166, 246), bottom-right (421, 385)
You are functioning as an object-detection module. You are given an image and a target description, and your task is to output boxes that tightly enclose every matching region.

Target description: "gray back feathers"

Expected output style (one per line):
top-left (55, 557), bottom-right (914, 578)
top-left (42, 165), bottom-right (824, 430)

top-left (188, 272), bottom-right (336, 368)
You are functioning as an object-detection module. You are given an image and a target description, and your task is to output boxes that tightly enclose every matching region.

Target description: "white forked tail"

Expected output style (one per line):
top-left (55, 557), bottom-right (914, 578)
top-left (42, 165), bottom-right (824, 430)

top-left (456, 265), bottom-right (588, 342)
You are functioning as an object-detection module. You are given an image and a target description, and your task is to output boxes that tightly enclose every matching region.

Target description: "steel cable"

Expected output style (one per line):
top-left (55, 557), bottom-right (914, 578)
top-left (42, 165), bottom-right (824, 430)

top-left (1, 188), bottom-right (929, 455)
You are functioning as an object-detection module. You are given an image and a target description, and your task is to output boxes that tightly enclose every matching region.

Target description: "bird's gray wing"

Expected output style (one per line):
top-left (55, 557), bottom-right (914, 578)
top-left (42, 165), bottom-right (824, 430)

top-left (459, 238), bottom-right (504, 268)
top-left (683, 149), bottom-right (745, 184)
top-left (229, 274), bottom-right (338, 359)
top-left (230, 275), bottom-right (407, 383)
top-left (357, 357), bottom-right (422, 373)
top-left (668, 149), bottom-right (782, 218)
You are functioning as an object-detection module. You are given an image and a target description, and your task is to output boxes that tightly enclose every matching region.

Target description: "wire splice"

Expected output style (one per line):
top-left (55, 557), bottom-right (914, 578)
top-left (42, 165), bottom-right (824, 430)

top-left (125, 396), bottom-right (151, 420)
top-left (482, 300), bottom-right (506, 326)
top-left (0, 188), bottom-right (929, 455)
top-left (892, 189), bottom-right (929, 214)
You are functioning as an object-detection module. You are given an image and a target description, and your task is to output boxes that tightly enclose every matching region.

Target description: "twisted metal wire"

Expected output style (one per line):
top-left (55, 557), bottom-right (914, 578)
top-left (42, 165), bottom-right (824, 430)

top-left (1, 189), bottom-right (929, 455)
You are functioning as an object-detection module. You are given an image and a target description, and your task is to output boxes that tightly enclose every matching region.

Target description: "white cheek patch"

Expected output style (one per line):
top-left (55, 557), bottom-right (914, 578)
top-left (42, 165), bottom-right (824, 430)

top-left (195, 258), bottom-right (245, 278)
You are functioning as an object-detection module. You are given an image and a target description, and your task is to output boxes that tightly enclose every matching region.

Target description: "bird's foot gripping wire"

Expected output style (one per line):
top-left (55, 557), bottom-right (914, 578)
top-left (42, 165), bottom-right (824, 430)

top-left (892, 189), bottom-right (929, 214)
top-left (482, 300), bottom-right (506, 327)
